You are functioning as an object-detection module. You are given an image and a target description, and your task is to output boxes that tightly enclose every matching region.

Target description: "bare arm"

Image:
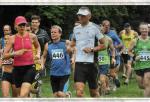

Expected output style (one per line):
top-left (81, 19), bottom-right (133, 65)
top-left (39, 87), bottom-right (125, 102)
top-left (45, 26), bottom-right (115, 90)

top-left (128, 40), bottom-right (136, 57)
top-left (3, 36), bottom-right (14, 59)
top-left (109, 38), bottom-right (115, 58)
top-left (134, 31), bottom-right (138, 39)
top-left (66, 40), bottom-right (76, 65)
top-left (108, 38), bottom-right (116, 64)
top-left (31, 34), bottom-right (41, 58)
top-left (41, 43), bottom-right (48, 69)
top-left (93, 37), bottom-right (106, 52)
top-left (119, 30), bottom-right (123, 38)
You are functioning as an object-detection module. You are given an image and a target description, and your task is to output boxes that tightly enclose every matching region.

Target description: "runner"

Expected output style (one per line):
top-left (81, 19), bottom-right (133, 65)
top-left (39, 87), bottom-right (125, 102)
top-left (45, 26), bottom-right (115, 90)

top-left (128, 22), bottom-right (150, 97)
top-left (98, 34), bottom-right (116, 95)
top-left (31, 15), bottom-right (50, 76)
top-left (72, 7), bottom-right (106, 97)
top-left (26, 22), bottom-right (32, 33)
top-left (102, 20), bottom-right (122, 89)
top-left (0, 25), bottom-right (17, 97)
top-left (41, 25), bottom-right (75, 97)
top-left (3, 16), bottom-right (41, 97)
top-left (25, 23), bottom-right (42, 97)
top-left (120, 23), bottom-right (138, 84)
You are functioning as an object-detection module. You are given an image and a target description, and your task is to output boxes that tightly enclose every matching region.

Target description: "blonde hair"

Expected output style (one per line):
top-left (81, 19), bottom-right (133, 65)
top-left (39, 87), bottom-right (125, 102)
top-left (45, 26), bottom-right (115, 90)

top-left (51, 25), bottom-right (62, 34)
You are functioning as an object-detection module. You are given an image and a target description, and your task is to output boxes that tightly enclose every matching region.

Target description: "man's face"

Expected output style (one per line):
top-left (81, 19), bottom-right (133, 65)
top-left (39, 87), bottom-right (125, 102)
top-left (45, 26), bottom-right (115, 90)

top-left (139, 25), bottom-right (148, 36)
top-left (25, 26), bottom-right (31, 32)
top-left (124, 26), bottom-right (131, 32)
top-left (103, 22), bottom-right (110, 33)
top-left (31, 19), bottom-right (40, 30)
top-left (3, 26), bottom-right (11, 35)
top-left (50, 28), bottom-right (61, 40)
top-left (78, 15), bottom-right (90, 25)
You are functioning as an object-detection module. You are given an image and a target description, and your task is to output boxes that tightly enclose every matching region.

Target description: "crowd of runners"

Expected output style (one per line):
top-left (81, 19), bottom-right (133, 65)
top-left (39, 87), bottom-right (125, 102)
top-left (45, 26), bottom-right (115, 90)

top-left (0, 6), bottom-right (150, 98)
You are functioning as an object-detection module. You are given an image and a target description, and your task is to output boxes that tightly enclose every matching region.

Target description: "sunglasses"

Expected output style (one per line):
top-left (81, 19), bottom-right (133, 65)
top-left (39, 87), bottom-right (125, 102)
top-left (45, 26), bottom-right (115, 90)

top-left (78, 14), bottom-right (86, 17)
top-left (18, 23), bottom-right (26, 27)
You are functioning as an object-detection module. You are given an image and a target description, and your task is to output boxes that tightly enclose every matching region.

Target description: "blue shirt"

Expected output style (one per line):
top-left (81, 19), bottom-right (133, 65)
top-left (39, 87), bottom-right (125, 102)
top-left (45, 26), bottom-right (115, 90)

top-left (106, 30), bottom-right (122, 46)
top-left (106, 30), bottom-right (122, 55)
top-left (48, 40), bottom-right (71, 76)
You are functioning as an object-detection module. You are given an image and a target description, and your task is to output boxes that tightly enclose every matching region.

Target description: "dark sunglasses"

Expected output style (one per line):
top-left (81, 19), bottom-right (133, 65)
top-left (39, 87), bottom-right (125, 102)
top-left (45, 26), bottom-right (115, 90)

top-left (78, 14), bottom-right (86, 17)
top-left (18, 23), bottom-right (26, 27)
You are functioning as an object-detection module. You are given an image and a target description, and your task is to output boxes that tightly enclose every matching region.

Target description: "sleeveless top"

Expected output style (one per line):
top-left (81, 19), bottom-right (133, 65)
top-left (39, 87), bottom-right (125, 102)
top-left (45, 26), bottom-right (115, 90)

top-left (48, 40), bottom-right (71, 76)
top-left (134, 37), bottom-right (150, 70)
top-left (121, 30), bottom-right (136, 54)
top-left (13, 33), bottom-right (34, 66)
top-left (98, 35), bottom-right (110, 65)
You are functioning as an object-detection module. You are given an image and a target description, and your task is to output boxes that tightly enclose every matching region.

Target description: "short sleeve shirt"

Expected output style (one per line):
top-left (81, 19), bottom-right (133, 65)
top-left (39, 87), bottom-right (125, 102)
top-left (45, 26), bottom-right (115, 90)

top-left (72, 22), bottom-right (104, 63)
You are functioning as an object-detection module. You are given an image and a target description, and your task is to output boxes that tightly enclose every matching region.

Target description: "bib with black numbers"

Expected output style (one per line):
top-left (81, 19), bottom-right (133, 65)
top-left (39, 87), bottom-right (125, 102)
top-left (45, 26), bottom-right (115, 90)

top-left (51, 49), bottom-right (64, 59)
top-left (98, 35), bottom-right (110, 65)
top-left (134, 38), bottom-right (150, 70)
top-left (98, 55), bottom-right (105, 62)
top-left (124, 48), bottom-right (128, 54)
top-left (139, 51), bottom-right (150, 61)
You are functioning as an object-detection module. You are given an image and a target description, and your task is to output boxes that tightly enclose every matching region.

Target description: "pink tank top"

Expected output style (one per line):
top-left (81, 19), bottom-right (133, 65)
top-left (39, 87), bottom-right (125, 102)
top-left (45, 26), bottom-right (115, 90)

top-left (13, 33), bottom-right (34, 66)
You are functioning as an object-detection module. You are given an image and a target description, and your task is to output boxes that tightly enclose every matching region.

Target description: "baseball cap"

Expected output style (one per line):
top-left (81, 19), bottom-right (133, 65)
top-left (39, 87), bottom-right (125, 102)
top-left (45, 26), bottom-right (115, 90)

top-left (124, 23), bottom-right (131, 28)
top-left (77, 7), bottom-right (91, 16)
top-left (15, 16), bottom-right (27, 26)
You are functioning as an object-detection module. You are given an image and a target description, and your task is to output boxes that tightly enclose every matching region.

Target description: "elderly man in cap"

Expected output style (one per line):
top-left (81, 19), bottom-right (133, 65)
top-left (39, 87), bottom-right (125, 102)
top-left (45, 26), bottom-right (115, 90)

top-left (71, 7), bottom-right (106, 97)
top-left (119, 23), bottom-right (138, 85)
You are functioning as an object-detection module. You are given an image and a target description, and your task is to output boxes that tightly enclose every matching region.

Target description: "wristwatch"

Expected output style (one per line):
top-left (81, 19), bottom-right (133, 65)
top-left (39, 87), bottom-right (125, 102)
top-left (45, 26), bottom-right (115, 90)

top-left (90, 48), bottom-right (94, 52)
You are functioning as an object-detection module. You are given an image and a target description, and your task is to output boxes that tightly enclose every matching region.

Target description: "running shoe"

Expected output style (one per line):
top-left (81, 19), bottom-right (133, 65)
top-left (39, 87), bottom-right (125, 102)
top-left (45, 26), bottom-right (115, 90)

top-left (122, 74), bottom-right (127, 79)
top-left (66, 91), bottom-right (72, 98)
top-left (124, 79), bottom-right (129, 85)
top-left (114, 78), bottom-right (121, 88)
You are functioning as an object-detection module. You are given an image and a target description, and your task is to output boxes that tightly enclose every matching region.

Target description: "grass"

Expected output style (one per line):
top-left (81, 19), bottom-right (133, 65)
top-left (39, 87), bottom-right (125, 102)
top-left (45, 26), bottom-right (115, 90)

top-left (0, 70), bottom-right (143, 98)
top-left (40, 71), bottom-right (144, 98)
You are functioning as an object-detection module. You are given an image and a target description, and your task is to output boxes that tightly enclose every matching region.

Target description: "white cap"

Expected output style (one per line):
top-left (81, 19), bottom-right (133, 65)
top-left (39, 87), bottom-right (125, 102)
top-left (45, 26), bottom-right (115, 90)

top-left (77, 7), bottom-right (91, 16)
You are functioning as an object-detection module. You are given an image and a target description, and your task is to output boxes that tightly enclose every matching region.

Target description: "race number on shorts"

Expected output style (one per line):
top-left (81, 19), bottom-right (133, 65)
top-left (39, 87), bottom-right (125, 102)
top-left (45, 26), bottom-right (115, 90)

top-left (52, 49), bottom-right (64, 59)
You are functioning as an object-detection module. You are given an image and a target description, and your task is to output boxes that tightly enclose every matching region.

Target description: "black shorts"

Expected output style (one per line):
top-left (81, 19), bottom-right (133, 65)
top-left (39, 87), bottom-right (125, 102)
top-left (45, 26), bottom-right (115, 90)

top-left (135, 68), bottom-right (150, 77)
top-left (74, 62), bottom-right (98, 89)
top-left (13, 64), bottom-right (36, 88)
top-left (121, 54), bottom-right (132, 64)
top-left (50, 75), bottom-right (69, 93)
top-left (2, 72), bottom-right (14, 84)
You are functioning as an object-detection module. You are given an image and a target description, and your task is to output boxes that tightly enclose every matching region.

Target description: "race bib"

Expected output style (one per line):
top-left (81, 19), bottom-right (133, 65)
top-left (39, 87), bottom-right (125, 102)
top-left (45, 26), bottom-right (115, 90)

top-left (139, 51), bottom-right (150, 61)
top-left (98, 55), bottom-right (105, 62)
top-left (52, 49), bottom-right (64, 59)
top-left (2, 59), bottom-right (13, 65)
top-left (123, 48), bottom-right (128, 54)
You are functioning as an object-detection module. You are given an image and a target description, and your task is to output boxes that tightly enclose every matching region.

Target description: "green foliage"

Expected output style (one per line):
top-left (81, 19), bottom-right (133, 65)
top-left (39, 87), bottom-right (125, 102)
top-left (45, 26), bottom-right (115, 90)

top-left (24, 6), bottom-right (150, 37)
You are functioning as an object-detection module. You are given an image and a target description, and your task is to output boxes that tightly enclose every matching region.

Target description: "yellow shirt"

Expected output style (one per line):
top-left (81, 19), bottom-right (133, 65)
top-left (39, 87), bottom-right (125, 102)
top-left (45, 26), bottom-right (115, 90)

top-left (32, 44), bottom-right (41, 71)
top-left (121, 30), bottom-right (136, 49)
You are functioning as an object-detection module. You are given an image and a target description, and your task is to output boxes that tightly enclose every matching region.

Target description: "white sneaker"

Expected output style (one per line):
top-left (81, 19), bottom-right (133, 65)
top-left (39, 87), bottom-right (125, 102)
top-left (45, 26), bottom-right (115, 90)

top-left (66, 91), bottom-right (72, 98)
top-left (124, 79), bottom-right (129, 85)
top-left (112, 85), bottom-right (117, 91)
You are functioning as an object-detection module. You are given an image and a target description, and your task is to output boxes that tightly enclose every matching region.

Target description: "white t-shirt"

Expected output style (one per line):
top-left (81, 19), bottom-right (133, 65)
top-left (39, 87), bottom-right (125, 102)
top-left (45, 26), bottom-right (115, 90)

top-left (73, 22), bottom-right (104, 63)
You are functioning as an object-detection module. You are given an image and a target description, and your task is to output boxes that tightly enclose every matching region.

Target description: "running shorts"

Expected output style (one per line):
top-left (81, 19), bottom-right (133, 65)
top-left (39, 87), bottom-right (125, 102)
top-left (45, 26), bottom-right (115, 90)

top-left (13, 64), bottom-right (36, 88)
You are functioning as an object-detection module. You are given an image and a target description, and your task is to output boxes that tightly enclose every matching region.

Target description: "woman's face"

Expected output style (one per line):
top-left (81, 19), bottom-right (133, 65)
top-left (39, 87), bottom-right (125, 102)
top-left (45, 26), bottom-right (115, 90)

top-left (17, 23), bottom-right (26, 33)
top-left (139, 24), bottom-right (149, 36)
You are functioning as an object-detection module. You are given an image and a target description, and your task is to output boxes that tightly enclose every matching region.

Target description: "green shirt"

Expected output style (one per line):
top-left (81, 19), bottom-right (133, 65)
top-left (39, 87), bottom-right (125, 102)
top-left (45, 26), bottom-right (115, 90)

top-left (134, 38), bottom-right (150, 70)
top-left (98, 35), bottom-right (110, 65)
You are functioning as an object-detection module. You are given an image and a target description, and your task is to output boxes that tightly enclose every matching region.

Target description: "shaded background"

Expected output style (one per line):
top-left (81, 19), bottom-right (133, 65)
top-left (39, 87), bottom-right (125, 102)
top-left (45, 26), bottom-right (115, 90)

top-left (0, 6), bottom-right (150, 38)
